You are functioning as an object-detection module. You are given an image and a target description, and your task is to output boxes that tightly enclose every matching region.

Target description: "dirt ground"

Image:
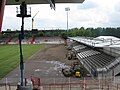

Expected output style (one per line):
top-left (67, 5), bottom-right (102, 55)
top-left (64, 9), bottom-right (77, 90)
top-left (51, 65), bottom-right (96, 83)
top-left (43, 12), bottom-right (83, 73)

top-left (1, 44), bottom-right (79, 83)
top-left (24, 44), bottom-right (77, 78)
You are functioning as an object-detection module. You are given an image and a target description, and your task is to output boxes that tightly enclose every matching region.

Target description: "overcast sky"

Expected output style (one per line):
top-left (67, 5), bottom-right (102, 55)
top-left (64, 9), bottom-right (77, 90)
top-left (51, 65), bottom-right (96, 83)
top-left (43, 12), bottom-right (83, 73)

top-left (2, 0), bottom-right (120, 31)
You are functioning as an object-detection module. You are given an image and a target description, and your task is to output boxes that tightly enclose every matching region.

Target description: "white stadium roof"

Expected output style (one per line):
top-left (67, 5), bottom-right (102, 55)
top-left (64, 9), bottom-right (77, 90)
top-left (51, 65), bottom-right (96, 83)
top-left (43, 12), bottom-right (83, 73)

top-left (6, 0), bottom-right (85, 5)
top-left (69, 36), bottom-right (120, 48)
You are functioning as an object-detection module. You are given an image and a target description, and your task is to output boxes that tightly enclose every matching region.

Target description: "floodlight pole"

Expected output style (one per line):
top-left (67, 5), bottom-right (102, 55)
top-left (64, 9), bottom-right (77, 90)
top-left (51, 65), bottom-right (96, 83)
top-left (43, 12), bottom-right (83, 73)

top-left (19, 34), bottom-right (24, 86)
top-left (16, 1), bottom-right (31, 86)
top-left (65, 7), bottom-right (70, 30)
top-left (19, 15), bottom-right (25, 86)
top-left (67, 11), bottom-right (68, 30)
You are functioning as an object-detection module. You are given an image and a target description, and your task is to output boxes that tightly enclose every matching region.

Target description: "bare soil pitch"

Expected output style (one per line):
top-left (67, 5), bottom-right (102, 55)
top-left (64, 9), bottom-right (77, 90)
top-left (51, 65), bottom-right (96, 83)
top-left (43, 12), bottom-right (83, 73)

top-left (2, 44), bottom-right (77, 83)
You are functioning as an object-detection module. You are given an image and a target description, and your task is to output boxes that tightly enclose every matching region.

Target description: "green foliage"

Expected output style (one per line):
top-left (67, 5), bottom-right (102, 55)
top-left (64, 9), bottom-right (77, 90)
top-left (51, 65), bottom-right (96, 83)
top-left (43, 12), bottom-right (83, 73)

top-left (61, 31), bottom-right (67, 39)
top-left (2, 27), bottom-right (120, 39)
top-left (61, 27), bottom-right (95, 37)
top-left (0, 44), bottom-right (46, 79)
top-left (61, 27), bottom-right (120, 38)
top-left (38, 31), bottom-right (45, 36)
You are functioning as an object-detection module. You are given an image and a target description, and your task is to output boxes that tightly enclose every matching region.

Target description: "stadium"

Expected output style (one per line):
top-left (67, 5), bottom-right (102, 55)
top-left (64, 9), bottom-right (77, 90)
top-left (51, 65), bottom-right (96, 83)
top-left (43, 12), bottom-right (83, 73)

top-left (68, 36), bottom-right (120, 79)
top-left (0, 0), bottom-right (120, 90)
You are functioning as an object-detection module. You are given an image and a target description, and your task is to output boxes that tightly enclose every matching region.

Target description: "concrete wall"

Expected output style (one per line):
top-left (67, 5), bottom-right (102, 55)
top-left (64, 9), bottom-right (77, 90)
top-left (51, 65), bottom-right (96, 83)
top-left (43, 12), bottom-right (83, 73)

top-left (98, 64), bottom-right (120, 80)
top-left (103, 47), bottom-right (120, 57)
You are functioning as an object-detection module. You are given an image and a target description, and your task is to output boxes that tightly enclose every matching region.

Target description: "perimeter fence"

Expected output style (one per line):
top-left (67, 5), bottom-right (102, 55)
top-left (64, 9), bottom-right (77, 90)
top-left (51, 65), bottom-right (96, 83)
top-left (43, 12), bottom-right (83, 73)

top-left (0, 77), bottom-right (120, 90)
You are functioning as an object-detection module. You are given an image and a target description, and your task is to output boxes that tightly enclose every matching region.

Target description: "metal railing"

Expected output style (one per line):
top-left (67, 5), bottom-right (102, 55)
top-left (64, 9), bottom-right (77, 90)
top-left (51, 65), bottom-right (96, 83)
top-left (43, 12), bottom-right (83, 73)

top-left (0, 77), bottom-right (120, 90)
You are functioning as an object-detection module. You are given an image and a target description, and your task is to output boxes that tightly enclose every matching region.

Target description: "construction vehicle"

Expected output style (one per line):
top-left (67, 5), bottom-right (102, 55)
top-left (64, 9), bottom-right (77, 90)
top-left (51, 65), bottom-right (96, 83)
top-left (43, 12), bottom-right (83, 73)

top-left (32, 11), bottom-right (39, 30)
top-left (62, 62), bottom-right (84, 78)
top-left (66, 51), bottom-right (77, 60)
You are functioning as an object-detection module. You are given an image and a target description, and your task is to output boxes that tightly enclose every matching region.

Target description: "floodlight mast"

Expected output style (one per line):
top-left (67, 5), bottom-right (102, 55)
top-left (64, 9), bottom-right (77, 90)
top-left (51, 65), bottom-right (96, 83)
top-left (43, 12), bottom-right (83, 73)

top-left (16, 1), bottom-right (31, 86)
top-left (65, 7), bottom-right (70, 30)
top-left (15, 0), bottom-right (55, 87)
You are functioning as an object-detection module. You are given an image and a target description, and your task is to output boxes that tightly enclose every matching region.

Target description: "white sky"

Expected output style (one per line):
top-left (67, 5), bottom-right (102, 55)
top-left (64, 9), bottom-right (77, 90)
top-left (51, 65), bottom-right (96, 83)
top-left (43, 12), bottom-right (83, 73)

top-left (2, 0), bottom-right (120, 31)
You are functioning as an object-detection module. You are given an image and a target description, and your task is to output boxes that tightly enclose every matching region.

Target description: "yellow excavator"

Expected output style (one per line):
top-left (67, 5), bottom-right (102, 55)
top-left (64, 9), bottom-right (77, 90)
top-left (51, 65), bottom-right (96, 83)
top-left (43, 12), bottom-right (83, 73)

top-left (62, 62), bottom-right (84, 78)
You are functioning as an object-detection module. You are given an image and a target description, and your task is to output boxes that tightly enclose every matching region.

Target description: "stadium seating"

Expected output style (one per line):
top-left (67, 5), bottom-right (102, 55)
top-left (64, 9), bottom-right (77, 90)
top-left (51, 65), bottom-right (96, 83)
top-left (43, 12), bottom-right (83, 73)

top-left (72, 44), bottom-right (116, 77)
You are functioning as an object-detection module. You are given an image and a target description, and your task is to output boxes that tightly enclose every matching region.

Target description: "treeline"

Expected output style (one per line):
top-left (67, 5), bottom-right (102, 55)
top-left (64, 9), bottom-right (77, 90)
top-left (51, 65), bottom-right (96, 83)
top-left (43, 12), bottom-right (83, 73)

top-left (61, 27), bottom-right (120, 39)
top-left (0, 29), bottom-right (65, 38)
top-left (1, 27), bottom-right (120, 39)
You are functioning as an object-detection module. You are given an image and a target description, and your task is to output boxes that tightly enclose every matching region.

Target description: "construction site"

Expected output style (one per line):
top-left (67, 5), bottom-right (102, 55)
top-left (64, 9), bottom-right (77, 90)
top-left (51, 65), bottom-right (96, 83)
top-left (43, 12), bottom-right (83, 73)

top-left (1, 0), bottom-right (120, 90)
top-left (0, 36), bottom-right (120, 90)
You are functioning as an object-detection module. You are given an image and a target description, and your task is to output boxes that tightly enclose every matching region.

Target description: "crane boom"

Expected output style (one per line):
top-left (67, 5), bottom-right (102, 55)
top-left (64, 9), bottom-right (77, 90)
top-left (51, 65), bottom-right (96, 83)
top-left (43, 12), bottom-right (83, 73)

top-left (32, 11), bottom-right (39, 19)
top-left (32, 11), bottom-right (39, 30)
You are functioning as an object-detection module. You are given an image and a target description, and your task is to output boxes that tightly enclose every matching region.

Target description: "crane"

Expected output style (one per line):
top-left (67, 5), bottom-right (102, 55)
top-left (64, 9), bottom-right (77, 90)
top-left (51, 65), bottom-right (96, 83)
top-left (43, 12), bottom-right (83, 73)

top-left (32, 11), bottom-right (39, 30)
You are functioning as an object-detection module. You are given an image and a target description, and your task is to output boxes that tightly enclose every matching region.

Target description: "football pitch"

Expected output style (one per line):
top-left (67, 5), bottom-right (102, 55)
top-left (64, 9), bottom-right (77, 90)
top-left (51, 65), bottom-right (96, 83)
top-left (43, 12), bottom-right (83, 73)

top-left (0, 44), bottom-right (46, 79)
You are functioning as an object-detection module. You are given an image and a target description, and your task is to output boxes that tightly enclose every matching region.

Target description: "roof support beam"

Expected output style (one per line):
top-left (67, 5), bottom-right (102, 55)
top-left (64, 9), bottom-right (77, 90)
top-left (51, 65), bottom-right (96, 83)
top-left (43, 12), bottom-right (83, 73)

top-left (6, 0), bottom-right (85, 5)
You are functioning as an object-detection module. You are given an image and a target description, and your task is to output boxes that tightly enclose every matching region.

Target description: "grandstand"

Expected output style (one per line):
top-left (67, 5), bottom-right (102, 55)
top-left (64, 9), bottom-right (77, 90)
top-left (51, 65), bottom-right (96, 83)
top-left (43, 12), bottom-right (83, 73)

top-left (0, 36), bottom-right (65, 44)
top-left (68, 36), bottom-right (120, 79)
top-left (34, 36), bottom-right (64, 44)
top-left (0, 36), bottom-right (9, 44)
